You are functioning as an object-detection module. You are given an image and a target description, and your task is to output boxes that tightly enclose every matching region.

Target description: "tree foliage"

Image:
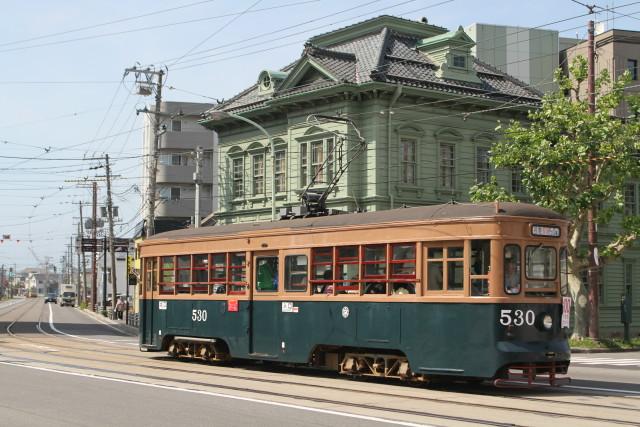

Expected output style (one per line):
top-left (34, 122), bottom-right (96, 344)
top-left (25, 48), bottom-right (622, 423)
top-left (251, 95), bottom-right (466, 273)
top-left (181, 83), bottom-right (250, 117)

top-left (471, 57), bottom-right (640, 337)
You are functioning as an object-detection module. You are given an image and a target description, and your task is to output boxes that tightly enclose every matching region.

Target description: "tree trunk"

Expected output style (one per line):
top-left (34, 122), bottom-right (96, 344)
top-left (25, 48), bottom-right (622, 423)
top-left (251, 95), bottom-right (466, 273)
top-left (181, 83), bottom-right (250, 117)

top-left (568, 271), bottom-right (588, 338)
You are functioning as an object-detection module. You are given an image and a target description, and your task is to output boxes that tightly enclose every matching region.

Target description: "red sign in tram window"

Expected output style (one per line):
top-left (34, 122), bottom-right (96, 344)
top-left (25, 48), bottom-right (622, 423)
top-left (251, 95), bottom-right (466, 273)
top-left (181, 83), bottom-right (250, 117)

top-left (228, 299), bottom-right (239, 312)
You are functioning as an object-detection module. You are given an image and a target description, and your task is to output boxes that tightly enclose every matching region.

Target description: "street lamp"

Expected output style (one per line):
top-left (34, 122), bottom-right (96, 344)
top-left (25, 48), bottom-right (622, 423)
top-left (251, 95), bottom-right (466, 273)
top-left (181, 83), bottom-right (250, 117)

top-left (207, 111), bottom-right (276, 221)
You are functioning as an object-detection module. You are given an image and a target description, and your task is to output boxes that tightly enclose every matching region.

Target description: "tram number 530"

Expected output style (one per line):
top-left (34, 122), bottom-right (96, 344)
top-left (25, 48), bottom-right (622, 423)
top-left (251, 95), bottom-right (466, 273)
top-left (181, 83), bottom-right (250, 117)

top-left (192, 309), bottom-right (208, 322)
top-left (500, 309), bottom-right (535, 326)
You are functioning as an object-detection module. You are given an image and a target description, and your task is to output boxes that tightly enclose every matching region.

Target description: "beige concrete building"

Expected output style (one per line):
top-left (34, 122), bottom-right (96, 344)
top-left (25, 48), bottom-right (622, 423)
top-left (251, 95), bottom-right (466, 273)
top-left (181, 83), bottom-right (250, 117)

top-left (142, 101), bottom-right (217, 231)
top-left (562, 29), bottom-right (640, 118)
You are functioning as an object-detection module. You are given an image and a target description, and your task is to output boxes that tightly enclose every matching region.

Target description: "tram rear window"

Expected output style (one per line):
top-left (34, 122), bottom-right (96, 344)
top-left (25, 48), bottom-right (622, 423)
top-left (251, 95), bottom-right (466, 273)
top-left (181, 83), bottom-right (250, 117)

top-left (525, 246), bottom-right (556, 280)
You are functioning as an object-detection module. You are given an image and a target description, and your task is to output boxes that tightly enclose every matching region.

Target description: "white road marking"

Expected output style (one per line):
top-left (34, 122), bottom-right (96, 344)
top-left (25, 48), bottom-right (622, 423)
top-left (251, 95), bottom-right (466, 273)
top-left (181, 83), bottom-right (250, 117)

top-left (47, 304), bottom-right (137, 346)
top-left (564, 384), bottom-right (640, 396)
top-left (0, 361), bottom-right (433, 427)
top-left (571, 357), bottom-right (640, 367)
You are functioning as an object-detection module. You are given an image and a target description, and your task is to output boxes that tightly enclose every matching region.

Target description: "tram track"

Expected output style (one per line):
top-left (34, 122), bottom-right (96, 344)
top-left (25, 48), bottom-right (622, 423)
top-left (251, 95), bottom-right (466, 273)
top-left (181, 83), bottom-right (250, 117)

top-left (2, 338), bottom-right (638, 426)
top-left (2, 300), bottom-right (639, 426)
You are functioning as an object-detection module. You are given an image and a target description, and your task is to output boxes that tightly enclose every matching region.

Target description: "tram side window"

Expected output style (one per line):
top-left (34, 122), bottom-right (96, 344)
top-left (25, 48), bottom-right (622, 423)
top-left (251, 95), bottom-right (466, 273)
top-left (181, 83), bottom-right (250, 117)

top-left (160, 256), bottom-right (175, 295)
top-left (391, 243), bottom-right (416, 295)
top-left (426, 246), bottom-right (463, 292)
top-left (471, 240), bottom-right (490, 296)
top-left (312, 248), bottom-right (333, 294)
top-left (176, 255), bottom-right (191, 294)
top-left (427, 248), bottom-right (443, 291)
top-left (503, 245), bottom-right (521, 295)
top-left (229, 252), bottom-right (247, 295)
top-left (285, 255), bottom-right (308, 292)
top-left (363, 245), bottom-right (386, 294)
top-left (192, 254), bottom-right (209, 294)
top-left (560, 247), bottom-right (569, 296)
top-left (336, 246), bottom-right (359, 294)
top-left (210, 253), bottom-right (227, 294)
top-left (256, 257), bottom-right (278, 292)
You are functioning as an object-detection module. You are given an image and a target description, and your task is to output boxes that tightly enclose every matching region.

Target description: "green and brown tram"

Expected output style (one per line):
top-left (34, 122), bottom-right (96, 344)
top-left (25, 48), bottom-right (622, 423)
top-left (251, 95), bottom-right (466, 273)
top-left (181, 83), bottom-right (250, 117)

top-left (138, 202), bottom-right (571, 385)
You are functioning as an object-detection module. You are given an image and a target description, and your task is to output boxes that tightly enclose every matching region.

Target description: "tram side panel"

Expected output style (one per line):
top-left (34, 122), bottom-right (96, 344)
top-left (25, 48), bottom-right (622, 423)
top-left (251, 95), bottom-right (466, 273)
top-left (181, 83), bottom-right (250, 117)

top-left (142, 298), bottom-right (569, 380)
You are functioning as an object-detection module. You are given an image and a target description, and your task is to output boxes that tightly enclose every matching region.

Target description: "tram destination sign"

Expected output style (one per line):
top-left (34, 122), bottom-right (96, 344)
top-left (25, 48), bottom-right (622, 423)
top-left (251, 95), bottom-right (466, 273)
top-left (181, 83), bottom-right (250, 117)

top-left (531, 224), bottom-right (561, 238)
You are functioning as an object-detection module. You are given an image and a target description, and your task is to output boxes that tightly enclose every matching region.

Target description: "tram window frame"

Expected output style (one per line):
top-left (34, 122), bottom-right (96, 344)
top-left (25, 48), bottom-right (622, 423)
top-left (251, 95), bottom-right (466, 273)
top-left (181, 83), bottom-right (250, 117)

top-left (255, 256), bottom-right (279, 292)
top-left (425, 244), bottom-right (464, 293)
top-left (311, 247), bottom-right (334, 294)
top-left (503, 244), bottom-right (521, 295)
top-left (470, 240), bottom-right (490, 296)
top-left (525, 245), bottom-right (557, 281)
top-left (336, 246), bottom-right (359, 294)
top-left (192, 254), bottom-right (209, 294)
top-left (228, 252), bottom-right (247, 295)
top-left (560, 247), bottom-right (569, 296)
top-left (159, 256), bottom-right (176, 295)
top-left (284, 255), bottom-right (308, 292)
top-left (390, 243), bottom-right (416, 295)
top-left (362, 244), bottom-right (387, 295)
top-left (176, 255), bottom-right (191, 294)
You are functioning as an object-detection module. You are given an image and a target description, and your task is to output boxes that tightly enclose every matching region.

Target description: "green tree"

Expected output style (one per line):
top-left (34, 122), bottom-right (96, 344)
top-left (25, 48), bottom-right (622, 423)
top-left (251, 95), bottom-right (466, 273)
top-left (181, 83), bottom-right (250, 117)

top-left (470, 57), bottom-right (640, 338)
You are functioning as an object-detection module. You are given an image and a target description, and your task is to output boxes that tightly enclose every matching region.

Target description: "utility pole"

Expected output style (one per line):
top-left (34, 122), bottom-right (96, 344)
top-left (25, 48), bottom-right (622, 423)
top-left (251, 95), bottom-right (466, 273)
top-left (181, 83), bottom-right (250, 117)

top-left (102, 237), bottom-right (107, 313)
top-left (93, 182), bottom-right (98, 310)
top-left (79, 202), bottom-right (88, 306)
top-left (194, 146), bottom-right (203, 228)
top-left (124, 65), bottom-right (165, 238)
top-left (586, 16), bottom-right (599, 338)
top-left (76, 223), bottom-right (81, 304)
top-left (105, 154), bottom-right (118, 317)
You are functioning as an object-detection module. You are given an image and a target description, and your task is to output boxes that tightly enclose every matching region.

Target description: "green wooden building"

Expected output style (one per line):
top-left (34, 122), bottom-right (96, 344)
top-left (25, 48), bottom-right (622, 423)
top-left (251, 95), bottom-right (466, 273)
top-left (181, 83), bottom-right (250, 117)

top-left (200, 15), bottom-right (637, 337)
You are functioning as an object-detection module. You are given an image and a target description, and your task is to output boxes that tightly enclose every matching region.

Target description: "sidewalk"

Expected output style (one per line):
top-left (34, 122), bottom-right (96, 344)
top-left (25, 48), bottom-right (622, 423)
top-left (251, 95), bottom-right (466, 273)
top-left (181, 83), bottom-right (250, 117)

top-left (571, 347), bottom-right (640, 353)
top-left (79, 308), bottom-right (139, 337)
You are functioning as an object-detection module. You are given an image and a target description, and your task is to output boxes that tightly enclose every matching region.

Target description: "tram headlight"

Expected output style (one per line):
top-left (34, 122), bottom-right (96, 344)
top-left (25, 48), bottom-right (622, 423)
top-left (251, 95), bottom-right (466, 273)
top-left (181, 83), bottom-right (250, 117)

top-left (542, 314), bottom-right (553, 330)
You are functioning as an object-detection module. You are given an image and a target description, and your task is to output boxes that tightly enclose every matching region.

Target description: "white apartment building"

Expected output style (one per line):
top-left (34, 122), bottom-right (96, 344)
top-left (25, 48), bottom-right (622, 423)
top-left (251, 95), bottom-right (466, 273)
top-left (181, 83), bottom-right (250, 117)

top-left (142, 101), bottom-right (217, 232)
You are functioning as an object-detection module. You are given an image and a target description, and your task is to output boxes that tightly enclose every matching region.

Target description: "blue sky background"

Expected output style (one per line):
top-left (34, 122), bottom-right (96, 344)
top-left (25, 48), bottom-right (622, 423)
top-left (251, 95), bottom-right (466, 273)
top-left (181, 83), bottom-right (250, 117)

top-left (0, 0), bottom-right (637, 270)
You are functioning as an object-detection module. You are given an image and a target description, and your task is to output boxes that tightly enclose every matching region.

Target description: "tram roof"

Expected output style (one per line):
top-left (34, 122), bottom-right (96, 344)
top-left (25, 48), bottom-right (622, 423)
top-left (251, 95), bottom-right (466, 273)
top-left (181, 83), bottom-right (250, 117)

top-left (147, 202), bottom-right (566, 242)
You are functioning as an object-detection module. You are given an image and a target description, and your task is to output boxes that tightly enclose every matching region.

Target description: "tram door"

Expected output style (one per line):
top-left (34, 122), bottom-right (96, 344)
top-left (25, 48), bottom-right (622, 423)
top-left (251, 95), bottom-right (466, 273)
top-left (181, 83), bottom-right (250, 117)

top-left (141, 258), bottom-right (155, 346)
top-left (249, 251), bottom-right (280, 357)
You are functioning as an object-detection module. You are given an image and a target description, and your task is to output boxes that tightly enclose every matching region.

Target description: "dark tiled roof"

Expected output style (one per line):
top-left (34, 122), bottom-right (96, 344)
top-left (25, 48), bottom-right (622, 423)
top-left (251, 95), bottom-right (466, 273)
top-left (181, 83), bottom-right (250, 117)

top-left (213, 16), bottom-right (541, 114)
top-left (145, 202), bottom-right (566, 243)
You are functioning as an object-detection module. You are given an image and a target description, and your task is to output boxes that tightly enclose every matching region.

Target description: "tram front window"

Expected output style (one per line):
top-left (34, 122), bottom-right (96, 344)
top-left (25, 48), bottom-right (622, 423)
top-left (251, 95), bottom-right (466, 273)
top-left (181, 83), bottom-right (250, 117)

top-left (525, 246), bottom-right (556, 280)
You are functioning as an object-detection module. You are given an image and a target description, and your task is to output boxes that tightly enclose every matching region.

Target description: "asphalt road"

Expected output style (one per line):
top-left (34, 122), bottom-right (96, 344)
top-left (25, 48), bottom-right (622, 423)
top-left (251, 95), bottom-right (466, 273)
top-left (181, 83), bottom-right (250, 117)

top-left (1, 297), bottom-right (639, 427)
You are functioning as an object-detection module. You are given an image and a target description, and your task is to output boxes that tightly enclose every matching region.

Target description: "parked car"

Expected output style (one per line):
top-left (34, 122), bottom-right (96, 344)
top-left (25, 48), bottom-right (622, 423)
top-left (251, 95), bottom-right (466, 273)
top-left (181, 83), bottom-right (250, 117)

top-left (44, 293), bottom-right (57, 303)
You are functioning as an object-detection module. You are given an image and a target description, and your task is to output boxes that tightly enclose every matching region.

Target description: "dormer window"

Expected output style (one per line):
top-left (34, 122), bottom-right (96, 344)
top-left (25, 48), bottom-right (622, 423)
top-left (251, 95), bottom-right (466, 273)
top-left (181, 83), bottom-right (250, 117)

top-left (452, 54), bottom-right (466, 68)
top-left (260, 73), bottom-right (272, 91)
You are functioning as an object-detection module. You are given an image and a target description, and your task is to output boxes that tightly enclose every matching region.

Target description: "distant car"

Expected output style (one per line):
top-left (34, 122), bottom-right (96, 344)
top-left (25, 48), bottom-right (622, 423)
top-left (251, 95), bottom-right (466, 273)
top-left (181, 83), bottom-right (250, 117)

top-left (44, 293), bottom-right (57, 304)
top-left (59, 291), bottom-right (76, 307)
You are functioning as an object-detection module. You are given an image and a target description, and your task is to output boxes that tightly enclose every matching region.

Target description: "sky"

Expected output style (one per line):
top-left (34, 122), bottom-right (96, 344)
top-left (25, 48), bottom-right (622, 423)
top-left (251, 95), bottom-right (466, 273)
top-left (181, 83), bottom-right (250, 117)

top-left (0, 0), bottom-right (638, 271)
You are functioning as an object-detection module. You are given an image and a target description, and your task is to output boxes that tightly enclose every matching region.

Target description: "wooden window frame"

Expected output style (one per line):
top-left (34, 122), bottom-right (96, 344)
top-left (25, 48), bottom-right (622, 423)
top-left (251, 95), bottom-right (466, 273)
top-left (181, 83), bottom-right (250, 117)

top-left (228, 252), bottom-right (247, 295)
top-left (335, 246), bottom-right (360, 294)
top-left (284, 254), bottom-right (308, 293)
top-left (424, 243), bottom-right (465, 295)
top-left (311, 247), bottom-right (334, 294)
top-left (400, 137), bottom-right (417, 185)
top-left (159, 256), bottom-right (176, 295)
top-left (191, 254), bottom-right (209, 294)
top-left (252, 153), bottom-right (265, 196)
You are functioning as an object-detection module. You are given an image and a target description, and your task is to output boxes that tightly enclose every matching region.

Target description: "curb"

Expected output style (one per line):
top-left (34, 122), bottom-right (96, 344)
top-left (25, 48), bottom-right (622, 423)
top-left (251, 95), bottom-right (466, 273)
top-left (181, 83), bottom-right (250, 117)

top-left (78, 308), bottom-right (139, 337)
top-left (571, 347), bottom-right (640, 353)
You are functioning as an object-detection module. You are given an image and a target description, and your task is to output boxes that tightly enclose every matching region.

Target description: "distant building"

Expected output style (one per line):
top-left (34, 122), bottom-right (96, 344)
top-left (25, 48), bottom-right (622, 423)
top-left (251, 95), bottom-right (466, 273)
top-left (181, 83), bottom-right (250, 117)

top-left (141, 101), bottom-right (217, 233)
top-left (562, 28), bottom-right (640, 118)
top-left (201, 15), bottom-right (541, 224)
top-left (465, 23), bottom-right (561, 94)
